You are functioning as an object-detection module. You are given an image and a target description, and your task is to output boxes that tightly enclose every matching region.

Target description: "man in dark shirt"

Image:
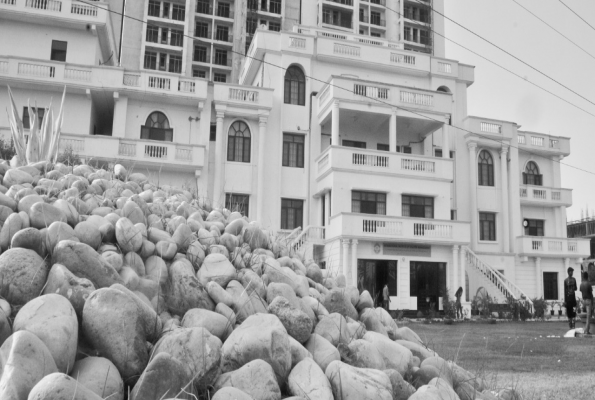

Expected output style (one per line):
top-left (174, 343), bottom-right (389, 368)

top-left (580, 271), bottom-right (593, 335)
top-left (564, 267), bottom-right (578, 329)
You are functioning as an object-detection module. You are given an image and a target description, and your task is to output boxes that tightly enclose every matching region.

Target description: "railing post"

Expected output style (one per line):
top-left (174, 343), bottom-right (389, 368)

top-left (500, 146), bottom-right (510, 252)
top-left (213, 110), bottom-right (225, 206)
top-left (256, 115), bottom-right (268, 221)
top-left (351, 239), bottom-right (358, 288)
top-left (389, 108), bottom-right (397, 153)
top-left (332, 101), bottom-right (340, 146)
top-left (467, 142), bottom-right (478, 249)
top-left (452, 245), bottom-right (459, 295)
top-left (341, 239), bottom-right (350, 284)
top-left (535, 257), bottom-right (541, 298)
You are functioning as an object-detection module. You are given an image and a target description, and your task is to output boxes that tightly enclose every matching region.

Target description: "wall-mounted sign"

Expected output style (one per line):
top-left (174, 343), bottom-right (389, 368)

top-left (383, 243), bottom-right (431, 257)
top-left (374, 243), bottom-right (381, 254)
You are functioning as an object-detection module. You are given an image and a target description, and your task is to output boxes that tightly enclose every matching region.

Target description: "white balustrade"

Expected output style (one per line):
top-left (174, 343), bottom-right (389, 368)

top-left (123, 74), bottom-right (141, 87)
top-left (413, 222), bottom-right (452, 238)
top-left (175, 147), bottom-right (192, 161)
top-left (59, 138), bottom-right (84, 152)
top-left (26, 0), bottom-right (61, 11)
top-left (401, 158), bottom-right (435, 173)
top-left (362, 219), bottom-right (402, 235)
top-left (548, 241), bottom-right (562, 252)
top-left (148, 76), bottom-right (171, 90)
top-left (549, 139), bottom-right (559, 148)
top-left (520, 188), bottom-right (527, 198)
top-left (352, 152), bottom-right (389, 167)
top-left (321, 32), bottom-right (347, 39)
top-left (358, 38), bottom-right (383, 46)
top-left (178, 79), bottom-right (195, 93)
top-left (71, 1), bottom-right (97, 16)
top-left (551, 191), bottom-right (561, 201)
top-left (568, 241), bottom-right (578, 252)
top-left (353, 84), bottom-right (389, 99)
top-left (18, 62), bottom-right (55, 78)
top-left (118, 142), bottom-right (136, 156)
top-left (144, 145), bottom-right (168, 158)
top-left (480, 122), bottom-right (501, 134)
top-left (532, 240), bottom-right (543, 251)
top-left (229, 88), bottom-right (258, 102)
top-left (289, 37), bottom-right (306, 48)
top-left (531, 136), bottom-right (544, 146)
top-left (400, 91), bottom-right (433, 106)
top-left (64, 68), bottom-right (91, 81)
top-left (518, 135), bottom-right (526, 144)
top-left (0, 0), bottom-right (15, 4)
top-left (533, 189), bottom-right (547, 200)
top-left (0, 61), bottom-right (8, 73)
top-left (333, 43), bottom-right (360, 57)
top-left (437, 62), bottom-right (451, 73)
top-left (390, 53), bottom-right (415, 65)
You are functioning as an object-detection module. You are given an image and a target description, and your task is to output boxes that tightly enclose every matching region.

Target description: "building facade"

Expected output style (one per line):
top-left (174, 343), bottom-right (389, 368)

top-left (0, 0), bottom-right (588, 312)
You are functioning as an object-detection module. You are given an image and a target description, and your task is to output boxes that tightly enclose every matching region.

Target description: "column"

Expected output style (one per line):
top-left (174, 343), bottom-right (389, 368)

top-left (559, 262), bottom-right (566, 302)
top-left (500, 147), bottom-right (510, 253)
top-left (535, 257), bottom-right (542, 298)
top-left (559, 206), bottom-right (567, 237)
top-left (111, 93), bottom-right (128, 138)
top-left (332, 101), bottom-right (340, 146)
top-left (442, 124), bottom-right (450, 158)
top-left (213, 111), bottom-right (225, 206)
top-left (256, 116), bottom-right (268, 220)
top-left (452, 245), bottom-right (459, 294)
top-left (467, 142), bottom-right (478, 249)
top-left (351, 239), bottom-right (359, 288)
top-left (341, 239), bottom-right (350, 283)
top-left (324, 192), bottom-right (331, 225)
top-left (459, 246), bottom-right (466, 298)
top-left (554, 207), bottom-right (562, 237)
top-left (389, 108), bottom-right (397, 152)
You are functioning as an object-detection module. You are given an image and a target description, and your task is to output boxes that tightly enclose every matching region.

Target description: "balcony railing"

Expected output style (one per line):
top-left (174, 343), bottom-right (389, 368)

top-left (327, 0), bottom-right (353, 5)
top-left (229, 88), bottom-right (259, 102)
top-left (26, 0), bottom-right (62, 11)
top-left (517, 132), bottom-right (570, 155)
top-left (519, 186), bottom-right (572, 206)
top-left (516, 236), bottom-right (589, 257)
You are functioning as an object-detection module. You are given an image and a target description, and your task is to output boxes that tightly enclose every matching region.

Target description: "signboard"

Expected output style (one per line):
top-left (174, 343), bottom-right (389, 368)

top-left (383, 243), bottom-right (431, 258)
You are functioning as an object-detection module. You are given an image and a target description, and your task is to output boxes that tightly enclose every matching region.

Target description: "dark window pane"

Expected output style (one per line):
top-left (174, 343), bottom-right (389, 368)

top-left (543, 272), bottom-right (558, 300)
top-left (478, 150), bottom-right (494, 186)
top-left (281, 198), bottom-right (304, 229)
top-left (225, 193), bottom-right (249, 217)
top-left (227, 121), bottom-right (251, 162)
top-left (284, 66), bottom-right (306, 106)
top-left (50, 40), bottom-right (67, 62)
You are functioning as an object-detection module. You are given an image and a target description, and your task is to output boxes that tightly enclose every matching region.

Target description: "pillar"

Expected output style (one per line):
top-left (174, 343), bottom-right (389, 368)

top-left (452, 245), bottom-right (459, 294)
top-left (111, 93), bottom-right (128, 138)
top-left (459, 246), bottom-right (466, 298)
top-left (341, 239), bottom-right (350, 282)
top-left (331, 101), bottom-right (340, 146)
top-left (442, 124), bottom-right (450, 158)
top-left (559, 262), bottom-right (566, 301)
top-left (389, 108), bottom-right (397, 152)
top-left (535, 257), bottom-right (542, 298)
top-left (213, 111), bottom-right (225, 206)
top-left (500, 147), bottom-right (510, 253)
top-left (324, 192), bottom-right (331, 226)
top-left (559, 206), bottom-right (567, 237)
top-left (467, 142), bottom-right (478, 249)
top-left (256, 116), bottom-right (268, 220)
top-left (351, 239), bottom-right (358, 288)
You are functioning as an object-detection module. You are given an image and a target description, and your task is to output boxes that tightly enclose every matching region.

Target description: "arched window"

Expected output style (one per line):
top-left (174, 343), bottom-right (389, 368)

top-left (478, 150), bottom-right (494, 186)
top-left (141, 111), bottom-right (173, 141)
top-left (284, 65), bottom-right (305, 106)
top-left (227, 121), bottom-right (251, 163)
top-left (437, 86), bottom-right (451, 93)
top-left (523, 161), bottom-right (542, 186)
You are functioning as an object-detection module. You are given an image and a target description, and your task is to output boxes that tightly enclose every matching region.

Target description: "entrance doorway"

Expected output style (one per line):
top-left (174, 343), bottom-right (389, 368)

top-left (357, 259), bottom-right (397, 307)
top-left (410, 262), bottom-right (446, 313)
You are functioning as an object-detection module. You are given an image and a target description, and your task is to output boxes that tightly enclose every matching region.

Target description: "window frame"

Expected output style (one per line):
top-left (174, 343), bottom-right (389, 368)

top-left (171, 4), bottom-right (185, 21)
top-left (148, 0), bottom-right (160, 17)
top-left (23, 107), bottom-right (46, 130)
top-left (352, 191), bottom-right (386, 215)
top-left (168, 54), bottom-right (182, 73)
top-left (479, 212), bottom-right (497, 241)
top-left (284, 65), bottom-right (306, 106)
top-left (214, 48), bottom-right (228, 66)
top-left (282, 133), bottom-right (305, 168)
top-left (144, 51), bottom-right (157, 70)
top-left (141, 111), bottom-right (173, 142)
top-left (214, 73), bottom-right (227, 82)
top-left (281, 198), bottom-right (304, 230)
top-left (50, 40), bottom-right (67, 62)
top-left (523, 161), bottom-right (542, 186)
top-left (524, 219), bottom-right (544, 237)
top-left (342, 140), bottom-right (366, 148)
top-left (478, 150), bottom-right (494, 187)
top-left (193, 45), bottom-right (207, 62)
top-left (225, 193), bottom-right (249, 217)
top-left (146, 25), bottom-right (159, 43)
top-left (227, 120), bottom-right (251, 163)
top-left (195, 22), bottom-right (210, 38)
top-left (402, 195), bottom-right (434, 219)
top-left (170, 29), bottom-right (184, 47)
top-left (543, 272), bottom-right (558, 300)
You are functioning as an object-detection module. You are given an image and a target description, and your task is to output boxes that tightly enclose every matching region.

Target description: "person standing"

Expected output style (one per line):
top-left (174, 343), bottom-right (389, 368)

top-left (564, 267), bottom-right (578, 329)
top-left (455, 287), bottom-right (463, 319)
top-left (382, 284), bottom-right (390, 312)
top-left (580, 271), bottom-right (593, 335)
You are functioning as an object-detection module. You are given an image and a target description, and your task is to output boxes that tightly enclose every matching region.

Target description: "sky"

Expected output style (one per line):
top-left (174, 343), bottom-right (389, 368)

top-left (442, 0), bottom-right (595, 222)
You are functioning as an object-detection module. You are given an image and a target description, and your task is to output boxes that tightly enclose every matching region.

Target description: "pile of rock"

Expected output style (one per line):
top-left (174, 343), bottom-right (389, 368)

top-left (0, 161), bottom-right (516, 400)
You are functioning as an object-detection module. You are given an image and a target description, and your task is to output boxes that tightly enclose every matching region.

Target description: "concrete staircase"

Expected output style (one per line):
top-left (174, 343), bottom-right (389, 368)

top-left (289, 226), bottom-right (325, 261)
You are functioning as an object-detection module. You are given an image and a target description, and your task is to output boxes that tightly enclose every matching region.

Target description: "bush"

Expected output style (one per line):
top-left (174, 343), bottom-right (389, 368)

top-left (442, 287), bottom-right (457, 319)
top-left (0, 138), bottom-right (16, 161)
top-left (531, 297), bottom-right (548, 320)
top-left (56, 146), bottom-right (82, 166)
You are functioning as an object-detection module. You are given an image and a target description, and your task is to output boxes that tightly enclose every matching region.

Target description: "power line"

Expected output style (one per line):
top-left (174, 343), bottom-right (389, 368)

top-left (409, 0), bottom-right (595, 109)
top-left (77, 0), bottom-right (595, 178)
top-left (512, 0), bottom-right (595, 61)
top-left (558, 0), bottom-right (595, 33)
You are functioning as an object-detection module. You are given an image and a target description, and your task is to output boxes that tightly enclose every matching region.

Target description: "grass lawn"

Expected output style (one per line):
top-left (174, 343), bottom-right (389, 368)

top-left (409, 320), bottom-right (595, 400)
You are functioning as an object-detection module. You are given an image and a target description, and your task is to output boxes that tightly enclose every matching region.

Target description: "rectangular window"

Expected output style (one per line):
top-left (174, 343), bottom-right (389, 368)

top-left (50, 40), bottom-right (67, 62)
top-left (247, 18), bottom-right (257, 35)
top-left (194, 46), bottom-right (207, 62)
top-left (451, 210), bottom-right (457, 221)
top-left (216, 2), bottom-right (230, 18)
top-left (193, 69), bottom-right (207, 78)
top-left (543, 272), bottom-right (558, 300)
top-left (352, 191), bottom-right (386, 215)
top-left (370, 11), bottom-right (381, 25)
top-left (402, 195), bottom-right (433, 218)
top-left (420, 29), bottom-right (430, 45)
top-left (23, 107), bottom-right (45, 129)
top-left (342, 140), bottom-right (366, 149)
top-left (160, 27), bottom-right (169, 44)
top-left (371, 32), bottom-right (381, 37)
top-left (214, 73), bottom-right (227, 82)
top-left (146, 25), bottom-right (159, 43)
top-left (168, 55), bottom-right (182, 73)
top-left (144, 51), bottom-right (157, 69)
top-left (210, 123), bottom-right (217, 141)
top-left (162, 2), bottom-right (170, 18)
top-left (260, 0), bottom-right (267, 12)
top-left (214, 49), bottom-right (228, 66)
top-left (397, 145), bottom-right (412, 153)
top-left (196, 1), bottom-right (210, 14)
top-left (196, 22), bottom-right (209, 38)
top-left (170, 30), bottom-right (183, 46)
top-left (413, 28), bottom-right (419, 43)
top-left (172, 4), bottom-right (185, 21)
top-left (524, 219), bottom-right (544, 236)
top-left (216, 26), bottom-right (229, 42)
top-left (282, 134), bottom-right (305, 168)
top-left (404, 26), bottom-right (412, 41)
top-left (419, 8), bottom-right (430, 23)
top-left (225, 194), bottom-right (249, 217)
top-left (281, 199), bottom-right (304, 230)
top-left (479, 212), bottom-right (496, 241)
top-left (522, 173), bottom-right (543, 186)
top-left (377, 143), bottom-right (389, 151)
top-left (159, 53), bottom-right (167, 70)
top-left (248, 0), bottom-right (258, 10)
top-left (270, 0), bottom-right (281, 14)
top-left (148, 0), bottom-right (160, 17)
top-left (269, 22), bottom-right (281, 32)
top-left (434, 149), bottom-right (454, 158)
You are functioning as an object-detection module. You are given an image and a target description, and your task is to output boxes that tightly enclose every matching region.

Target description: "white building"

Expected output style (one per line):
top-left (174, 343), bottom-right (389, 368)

top-left (0, 0), bottom-right (588, 313)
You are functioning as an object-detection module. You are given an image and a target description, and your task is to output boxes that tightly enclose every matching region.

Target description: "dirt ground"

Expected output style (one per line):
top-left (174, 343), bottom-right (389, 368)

top-left (410, 320), bottom-right (595, 400)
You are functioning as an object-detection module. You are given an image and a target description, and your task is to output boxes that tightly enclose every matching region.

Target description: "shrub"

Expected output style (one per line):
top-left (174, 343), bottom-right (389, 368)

top-left (531, 297), bottom-right (548, 320)
top-left (56, 146), bottom-right (82, 166)
top-left (0, 138), bottom-right (16, 161)
top-left (442, 287), bottom-right (457, 319)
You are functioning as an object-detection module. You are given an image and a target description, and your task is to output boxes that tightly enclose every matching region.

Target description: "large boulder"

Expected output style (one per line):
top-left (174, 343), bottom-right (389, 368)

top-left (325, 361), bottom-right (393, 400)
top-left (362, 331), bottom-right (414, 376)
top-left (323, 288), bottom-right (359, 320)
top-left (304, 333), bottom-right (340, 372)
top-left (198, 253), bottom-right (236, 288)
top-left (266, 282), bottom-right (301, 309)
top-left (70, 357), bottom-right (124, 400)
top-left (164, 259), bottom-right (215, 315)
top-left (268, 296), bottom-right (313, 344)
top-left (42, 263), bottom-right (95, 319)
top-left (212, 387), bottom-right (254, 400)
top-left (13, 294), bottom-right (78, 374)
top-left (383, 369), bottom-right (416, 400)
top-left (288, 336), bottom-right (312, 368)
top-left (0, 247), bottom-right (49, 305)
top-left (337, 339), bottom-right (386, 370)
top-left (394, 326), bottom-right (422, 344)
top-left (221, 313), bottom-right (291, 383)
top-left (396, 340), bottom-right (437, 361)
top-left (314, 313), bottom-right (350, 347)
top-left (226, 280), bottom-right (268, 323)
top-left (29, 202), bottom-right (67, 229)
top-left (27, 372), bottom-right (103, 400)
top-left (242, 224), bottom-right (269, 250)
top-left (130, 353), bottom-right (195, 400)
top-left (10, 227), bottom-right (43, 256)
top-left (359, 308), bottom-right (388, 337)
top-left (182, 308), bottom-right (233, 342)
top-left (213, 359), bottom-right (281, 400)
top-left (288, 357), bottom-right (333, 400)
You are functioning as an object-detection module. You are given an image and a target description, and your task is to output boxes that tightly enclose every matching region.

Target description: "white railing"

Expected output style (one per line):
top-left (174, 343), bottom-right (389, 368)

top-left (334, 43), bottom-right (361, 57)
top-left (175, 147), bottom-right (192, 161)
top-left (290, 226), bottom-right (326, 254)
top-left (464, 246), bottom-right (532, 304)
top-left (413, 222), bottom-right (452, 238)
top-left (518, 135), bottom-right (526, 144)
top-left (533, 189), bottom-right (547, 200)
top-left (318, 154), bottom-right (329, 172)
top-left (229, 88), bottom-right (259, 102)
top-left (568, 241), bottom-right (578, 252)
top-left (64, 68), bottom-right (91, 81)
top-left (318, 85), bottom-right (331, 107)
top-left (59, 137), bottom-right (84, 152)
top-left (178, 80), bottom-right (195, 93)
top-left (551, 191), bottom-right (561, 201)
top-left (289, 37), bottom-right (306, 48)
top-left (0, 0), bottom-right (16, 4)
top-left (549, 139), bottom-right (559, 148)
top-left (71, 1), bottom-right (97, 16)
top-left (480, 122), bottom-right (501, 134)
top-left (352, 153), bottom-right (389, 167)
top-left (390, 53), bottom-right (416, 65)
top-left (148, 76), bottom-right (171, 90)
top-left (437, 62), bottom-right (451, 73)
top-left (0, 61), bottom-right (8, 73)
top-left (400, 91), bottom-right (433, 106)
top-left (123, 73), bottom-right (141, 87)
top-left (362, 219), bottom-right (402, 235)
top-left (401, 158), bottom-right (435, 173)
top-left (320, 32), bottom-right (347, 40)
top-left (520, 188), bottom-right (527, 198)
top-left (26, 0), bottom-right (61, 11)
top-left (18, 62), bottom-right (55, 78)
top-left (532, 240), bottom-right (543, 251)
top-left (353, 84), bottom-right (389, 99)
top-left (531, 136), bottom-right (544, 146)
top-left (358, 38), bottom-right (384, 46)
top-left (118, 142), bottom-right (136, 157)
top-left (548, 241), bottom-right (562, 252)
top-left (145, 145), bottom-right (168, 158)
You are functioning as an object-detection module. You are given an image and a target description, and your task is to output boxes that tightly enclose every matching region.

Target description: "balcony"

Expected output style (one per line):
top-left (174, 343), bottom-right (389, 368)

top-left (213, 83), bottom-right (273, 110)
top-left (122, 71), bottom-right (208, 99)
top-left (57, 133), bottom-right (206, 171)
top-left (327, 213), bottom-right (470, 245)
top-left (517, 131), bottom-right (570, 157)
top-left (516, 236), bottom-right (590, 258)
top-left (519, 186), bottom-right (572, 207)
top-left (361, 0), bottom-right (386, 6)
top-left (464, 116), bottom-right (515, 141)
top-left (316, 146), bottom-right (454, 181)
